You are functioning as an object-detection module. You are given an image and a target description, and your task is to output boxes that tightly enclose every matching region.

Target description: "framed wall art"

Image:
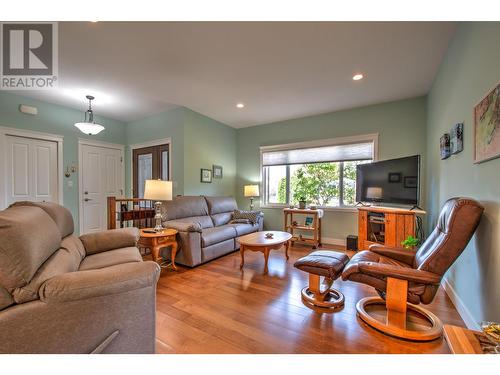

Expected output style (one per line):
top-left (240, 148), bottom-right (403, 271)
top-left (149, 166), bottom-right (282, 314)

top-left (474, 81), bottom-right (500, 163)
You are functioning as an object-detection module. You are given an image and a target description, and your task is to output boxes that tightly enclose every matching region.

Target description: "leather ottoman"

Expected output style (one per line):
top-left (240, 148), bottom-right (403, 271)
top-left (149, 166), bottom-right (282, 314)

top-left (294, 251), bottom-right (349, 310)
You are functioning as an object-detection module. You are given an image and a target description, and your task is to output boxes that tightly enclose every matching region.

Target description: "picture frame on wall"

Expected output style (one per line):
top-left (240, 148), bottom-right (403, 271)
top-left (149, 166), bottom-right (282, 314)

top-left (440, 133), bottom-right (451, 160)
top-left (213, 165), bottom-right (223, 179)
top-left (474, 81), bottom-right (500, 163)
top-left (450, 122), bottom-right (464, 154)
top-left (200, 168), bottom-right (212, 183)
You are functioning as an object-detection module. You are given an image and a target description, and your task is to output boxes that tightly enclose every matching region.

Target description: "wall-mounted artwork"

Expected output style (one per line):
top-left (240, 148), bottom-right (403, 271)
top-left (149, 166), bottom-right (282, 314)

top-left (200, 168), bottom-right (212, 183)
top-left (450, 122), bottom-right (464, 154)
top-left (213, 165), bottom-right (223, 179)
top-left (474, 81), bottom-right (500, 163)
top-left (440, 133), bottom-right (451, 160)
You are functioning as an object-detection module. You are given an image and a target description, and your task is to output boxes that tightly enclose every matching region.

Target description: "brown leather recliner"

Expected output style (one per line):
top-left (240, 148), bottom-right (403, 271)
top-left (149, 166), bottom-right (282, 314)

top-left (342, 197), bottom-right (484, 341)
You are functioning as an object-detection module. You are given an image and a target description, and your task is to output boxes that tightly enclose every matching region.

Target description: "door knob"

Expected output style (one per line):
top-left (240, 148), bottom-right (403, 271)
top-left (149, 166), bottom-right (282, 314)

top-left (84, 191), bottom-right (88, 195)
top-left (84, 198), bottom-right (92, 202)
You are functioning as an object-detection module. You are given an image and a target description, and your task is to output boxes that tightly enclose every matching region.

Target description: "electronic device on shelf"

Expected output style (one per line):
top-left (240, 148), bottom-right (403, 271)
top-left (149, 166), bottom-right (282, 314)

top-left (356, 155), bottom-right (420, 206)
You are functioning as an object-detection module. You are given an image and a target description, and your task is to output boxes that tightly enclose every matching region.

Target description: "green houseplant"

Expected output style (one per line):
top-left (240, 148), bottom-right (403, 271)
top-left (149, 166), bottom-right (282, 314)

top-left (401, 235), bottom-right (419, 249)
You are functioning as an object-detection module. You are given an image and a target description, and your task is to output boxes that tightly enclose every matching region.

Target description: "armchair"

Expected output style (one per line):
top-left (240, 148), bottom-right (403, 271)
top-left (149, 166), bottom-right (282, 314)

top-left (342, 197), bottom-right (484, 341)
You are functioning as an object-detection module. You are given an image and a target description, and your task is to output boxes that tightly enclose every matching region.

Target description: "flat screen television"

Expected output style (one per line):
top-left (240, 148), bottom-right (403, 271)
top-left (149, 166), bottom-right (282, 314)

top-left (356, 155), bottom-right (420, 206)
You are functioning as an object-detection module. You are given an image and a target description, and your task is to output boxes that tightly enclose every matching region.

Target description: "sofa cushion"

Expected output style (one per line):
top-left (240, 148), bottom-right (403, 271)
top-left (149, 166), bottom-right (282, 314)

top-left (205, 196), bottom-right (238, 215)
top-left (12, 240), bottom-right (84, 304)
top-left (231, 223), bottom-right (258, 236)
top-left (161, 196), bottom-right (209, 221)
top-left (11, 201), bottom-right (74, 238)
top-left (80, 227), bottom-right (139, 255)
top-left (201, 225), bottom-right (237, 247)
top-left (0, 286), bottom-right (14, 311)
top-left (202, 239), bottom-right (236, 262)
top-left (173, 215), bottom-right (214, 229)
top-left (211, 212), bottom-right (232, 227)
top-left (79, 247), bottom-right (142, 271)
top-left (0, 206), bottom-right (61, 292)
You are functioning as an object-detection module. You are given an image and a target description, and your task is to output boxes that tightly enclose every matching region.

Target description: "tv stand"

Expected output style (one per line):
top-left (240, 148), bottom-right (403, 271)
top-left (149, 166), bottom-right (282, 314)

top-left (357, 206), bottom-right (426, 250)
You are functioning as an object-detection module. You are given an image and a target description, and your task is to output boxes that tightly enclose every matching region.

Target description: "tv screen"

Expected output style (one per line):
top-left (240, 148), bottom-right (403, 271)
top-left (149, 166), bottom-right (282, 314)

top-left (356, 155), bottom-right (420, 205)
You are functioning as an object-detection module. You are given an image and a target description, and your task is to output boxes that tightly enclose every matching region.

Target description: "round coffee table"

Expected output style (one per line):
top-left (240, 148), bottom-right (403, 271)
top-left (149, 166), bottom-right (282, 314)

top-left (237, 231), bottom-right (292, 274)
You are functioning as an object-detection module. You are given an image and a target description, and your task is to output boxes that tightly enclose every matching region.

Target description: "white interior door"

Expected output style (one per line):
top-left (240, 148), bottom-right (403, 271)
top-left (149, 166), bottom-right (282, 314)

top-left (81, 144), bottom-right (123, 234)
top-left (5, 135), bottom-right (58, 205)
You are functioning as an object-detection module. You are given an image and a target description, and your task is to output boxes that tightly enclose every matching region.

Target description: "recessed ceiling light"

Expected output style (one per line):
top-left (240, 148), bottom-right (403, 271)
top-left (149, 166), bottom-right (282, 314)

top-left (352, 74), bottom-right (364, 81)
top-left (236, 103), bottom-right (245, 108)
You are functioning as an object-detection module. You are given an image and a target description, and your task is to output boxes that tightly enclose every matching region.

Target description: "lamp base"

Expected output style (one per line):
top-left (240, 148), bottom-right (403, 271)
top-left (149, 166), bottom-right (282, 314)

top-left (249, 197), bottom-right (254, 211)
top-left (154, 201), bottom-right (163, 232)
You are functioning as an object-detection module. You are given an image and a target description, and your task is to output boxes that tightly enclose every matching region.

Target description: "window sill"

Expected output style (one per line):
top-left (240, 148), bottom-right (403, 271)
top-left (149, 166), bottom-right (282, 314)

top-left (259, 204), bottom-right (358, 213)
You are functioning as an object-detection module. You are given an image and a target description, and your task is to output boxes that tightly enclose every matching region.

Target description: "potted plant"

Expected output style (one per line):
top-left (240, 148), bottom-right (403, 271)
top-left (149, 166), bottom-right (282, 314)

top-left (298, 196), bottom-right (307, 209)
top-left (401, 235), bottom-right (419, 249)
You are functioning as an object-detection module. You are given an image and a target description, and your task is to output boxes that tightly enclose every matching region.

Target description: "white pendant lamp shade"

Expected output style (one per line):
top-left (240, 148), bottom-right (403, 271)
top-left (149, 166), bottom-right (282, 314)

top-left (74, 95), bottom-right (105, 135)
top-left (74, 122), bottom-right (105, 135)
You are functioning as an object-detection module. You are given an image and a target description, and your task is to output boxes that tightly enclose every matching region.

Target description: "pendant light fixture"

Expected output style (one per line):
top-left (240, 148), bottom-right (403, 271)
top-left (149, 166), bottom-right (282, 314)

top-left (74, 95), bottom-right (105, 135)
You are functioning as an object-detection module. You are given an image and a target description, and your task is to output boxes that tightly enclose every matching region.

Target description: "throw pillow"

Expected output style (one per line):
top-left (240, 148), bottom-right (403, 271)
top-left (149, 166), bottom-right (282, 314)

top-left (232, 210), bottom-right (259, 224)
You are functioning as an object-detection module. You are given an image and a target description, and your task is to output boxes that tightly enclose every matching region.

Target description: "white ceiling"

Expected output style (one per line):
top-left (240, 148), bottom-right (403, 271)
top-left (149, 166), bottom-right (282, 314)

top-left (14, 22), bottom-right (456, 128)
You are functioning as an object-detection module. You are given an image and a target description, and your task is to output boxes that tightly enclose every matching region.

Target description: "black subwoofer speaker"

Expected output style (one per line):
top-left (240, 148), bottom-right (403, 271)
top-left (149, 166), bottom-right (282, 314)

top-left (346, 235), bottom-right (358, 251)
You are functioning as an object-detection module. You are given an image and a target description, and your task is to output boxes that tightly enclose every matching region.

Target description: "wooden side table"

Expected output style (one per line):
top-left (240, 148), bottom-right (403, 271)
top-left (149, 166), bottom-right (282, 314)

top-left (283, 208), bottom-right (322, 249)
top-left (138, 228), bottom-right (179, 270)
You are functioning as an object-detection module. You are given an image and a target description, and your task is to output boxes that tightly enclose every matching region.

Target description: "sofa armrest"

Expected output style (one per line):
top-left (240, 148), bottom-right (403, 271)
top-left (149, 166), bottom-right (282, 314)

top-left (163, 220), bottom-right (202, 233)
top-left (358, 261), bottom-right (441, 285)
top-left (80, 227), bottom-right (139, 255)
top-left (39, 261), bottom-right (160, 303)
top-left (369, 244), bottom-right (416, 266)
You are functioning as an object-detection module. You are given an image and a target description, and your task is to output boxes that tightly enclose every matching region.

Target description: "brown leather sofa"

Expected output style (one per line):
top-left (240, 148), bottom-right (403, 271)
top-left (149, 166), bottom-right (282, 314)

top-left (342, 197), bottom-right (484, 341)
top-left (0, 201), bottom-right (160, 353)
top-left (161, 196), bottom-right (263, 267)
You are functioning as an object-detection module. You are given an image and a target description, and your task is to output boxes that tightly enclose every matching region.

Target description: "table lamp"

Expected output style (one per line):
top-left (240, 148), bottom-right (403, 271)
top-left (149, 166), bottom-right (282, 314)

top-left (144, 179), bottom-right (173, 232)
top-left (244, 185), bottom-right (259, 210)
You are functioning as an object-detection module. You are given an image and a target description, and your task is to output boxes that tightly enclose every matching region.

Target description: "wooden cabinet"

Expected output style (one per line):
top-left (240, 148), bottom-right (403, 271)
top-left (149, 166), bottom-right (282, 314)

top-left (357, 206), bottom-right (425, 250)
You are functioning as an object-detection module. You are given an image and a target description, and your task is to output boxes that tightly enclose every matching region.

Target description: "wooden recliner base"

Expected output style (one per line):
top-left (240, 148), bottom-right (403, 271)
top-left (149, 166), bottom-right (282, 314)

top-left (355, 277), bottom-right (443, 341)
top-left (301, 274), bottom-right (345, 310)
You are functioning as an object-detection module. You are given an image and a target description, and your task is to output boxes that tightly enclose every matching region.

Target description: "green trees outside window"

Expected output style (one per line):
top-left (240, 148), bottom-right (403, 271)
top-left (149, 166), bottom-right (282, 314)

top-left (271, 160), bottom-right (368, 207)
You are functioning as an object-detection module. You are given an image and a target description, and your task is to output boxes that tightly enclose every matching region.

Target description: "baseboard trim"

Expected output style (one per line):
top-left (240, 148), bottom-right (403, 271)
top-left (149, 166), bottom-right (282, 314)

top-left (321, 237), bottom-right (346, 247)
top-left (442, 277), bottom-right (479, 330)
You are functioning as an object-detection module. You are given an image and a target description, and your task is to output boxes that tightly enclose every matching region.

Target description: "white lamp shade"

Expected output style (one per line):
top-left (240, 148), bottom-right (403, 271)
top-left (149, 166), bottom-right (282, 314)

top-left (74, 122), bottom-right (105, 135)
top-left (144, 180), bottom-right (173, 201)
top-left (366, 186), bottom-right (383, 199)
top-left (244, 185), bottom-right (259, 197)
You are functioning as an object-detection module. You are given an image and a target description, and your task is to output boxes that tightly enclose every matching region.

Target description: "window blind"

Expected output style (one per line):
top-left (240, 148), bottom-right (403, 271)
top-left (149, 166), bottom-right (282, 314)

top-left (262, 141), bottom-right (374, 166)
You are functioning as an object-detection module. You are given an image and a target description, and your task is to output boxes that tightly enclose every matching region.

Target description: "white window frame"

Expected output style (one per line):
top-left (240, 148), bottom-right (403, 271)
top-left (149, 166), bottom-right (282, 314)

top-left (259, 133), bottom-right (379, 211)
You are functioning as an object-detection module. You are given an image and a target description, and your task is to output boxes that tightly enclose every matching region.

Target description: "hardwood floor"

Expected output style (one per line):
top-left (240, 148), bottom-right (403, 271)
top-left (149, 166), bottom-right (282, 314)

top-left (154, 244), bottom-right (464, 354)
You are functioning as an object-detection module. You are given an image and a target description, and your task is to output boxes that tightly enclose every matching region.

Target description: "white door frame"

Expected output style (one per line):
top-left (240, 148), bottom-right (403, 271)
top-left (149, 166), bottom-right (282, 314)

top-left (129, 137), bottom-right (172, 196)
top-left (0, 125), bottom-right (64, 209)
top-left (78, 138), bottom-right (125, 234)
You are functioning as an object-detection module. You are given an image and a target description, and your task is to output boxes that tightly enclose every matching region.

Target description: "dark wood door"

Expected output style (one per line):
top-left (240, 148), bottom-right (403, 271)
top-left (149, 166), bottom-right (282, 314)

top-left (132, 144), bottom-right (170, 198)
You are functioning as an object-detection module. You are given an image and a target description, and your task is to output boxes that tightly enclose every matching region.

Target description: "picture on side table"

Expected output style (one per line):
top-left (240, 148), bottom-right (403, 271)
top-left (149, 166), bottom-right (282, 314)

top-left (200, 168), bottom-right (212, 183)
top-left (474, 81), bottom-right (500, 163)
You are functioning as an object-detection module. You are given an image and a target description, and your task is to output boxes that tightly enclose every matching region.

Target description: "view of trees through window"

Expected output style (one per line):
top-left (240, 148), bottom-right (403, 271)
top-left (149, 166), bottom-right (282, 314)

top-left (266, 160), bottom-right (370, 207)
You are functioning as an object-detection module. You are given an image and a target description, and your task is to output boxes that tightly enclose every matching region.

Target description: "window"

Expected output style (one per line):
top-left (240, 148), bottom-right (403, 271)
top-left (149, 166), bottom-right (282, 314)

top-left (261, 135), bottom-right (377, 208)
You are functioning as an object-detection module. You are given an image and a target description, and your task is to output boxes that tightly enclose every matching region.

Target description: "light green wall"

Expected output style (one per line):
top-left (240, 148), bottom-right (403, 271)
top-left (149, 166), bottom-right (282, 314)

top-left (125, 107), bottom-right (237, 197)
top-left (0, 91), bottom-right (127, 231)
top-left (125, 107), bottom-right (185, 196)
top-left (426, 22), bottom-right (500, 325)
top-left (236, 97), bottom-right (427, 239)
top-left (183, 108), bottom-right (237, 196)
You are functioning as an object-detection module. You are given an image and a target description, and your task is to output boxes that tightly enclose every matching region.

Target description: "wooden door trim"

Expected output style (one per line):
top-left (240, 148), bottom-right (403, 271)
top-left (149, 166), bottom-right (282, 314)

top-left (78, 140), bottom-right (125, 235)
top-left (0, 125), bottom-right (63, 209)
top-left (129, 137), bottom-right (172, 197)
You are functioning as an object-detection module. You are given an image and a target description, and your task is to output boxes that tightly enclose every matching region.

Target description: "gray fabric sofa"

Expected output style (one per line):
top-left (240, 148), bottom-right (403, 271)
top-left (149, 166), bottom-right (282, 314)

top-left (0, 201), bottom-right (160, 354)
top-left (161, 196), bottom-right (263, 267)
